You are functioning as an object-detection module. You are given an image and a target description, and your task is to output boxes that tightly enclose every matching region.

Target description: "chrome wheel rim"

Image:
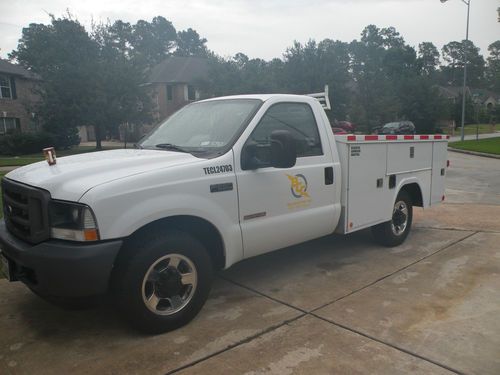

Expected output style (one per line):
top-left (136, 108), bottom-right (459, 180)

top-left (391, 200), bottom-right (408, 236)
top-left (141, 254), bottom-right (197, 316)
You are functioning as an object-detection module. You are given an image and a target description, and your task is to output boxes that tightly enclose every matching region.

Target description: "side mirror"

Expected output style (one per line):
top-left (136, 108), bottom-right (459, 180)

top-left (241, 130), bottom-right (297, 171)
top-left (270, 130), bottom-right (296, 168)
top-left (241, 141), bottom-right (262, 170)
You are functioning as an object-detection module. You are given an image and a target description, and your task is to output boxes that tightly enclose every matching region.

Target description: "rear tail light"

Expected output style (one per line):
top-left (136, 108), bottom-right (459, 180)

top-left (447, 160), bottom-right (450, 168)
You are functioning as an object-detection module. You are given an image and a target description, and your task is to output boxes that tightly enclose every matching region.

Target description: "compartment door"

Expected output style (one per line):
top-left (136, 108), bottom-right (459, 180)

top-left (347, 143), bottom-right (393, 231)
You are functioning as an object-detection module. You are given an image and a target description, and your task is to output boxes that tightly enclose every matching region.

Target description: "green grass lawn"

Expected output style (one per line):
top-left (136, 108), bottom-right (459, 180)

top-left (444, 124), bottom-right (498, 136)
top-left (449, 137), bottom-right (500, 155)
top-left (0, 145), bottom-right (125, 167)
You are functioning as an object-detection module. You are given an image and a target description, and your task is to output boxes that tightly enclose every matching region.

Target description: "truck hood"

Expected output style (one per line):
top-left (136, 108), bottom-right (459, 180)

top-left (5, 149), bottom-right (201, 201)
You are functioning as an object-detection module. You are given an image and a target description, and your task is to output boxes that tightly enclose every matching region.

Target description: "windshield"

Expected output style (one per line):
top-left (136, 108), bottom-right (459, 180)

top-left (140, 99), bottom-right (262, 155)
top-left (383, 122), bottom-right (400, 129)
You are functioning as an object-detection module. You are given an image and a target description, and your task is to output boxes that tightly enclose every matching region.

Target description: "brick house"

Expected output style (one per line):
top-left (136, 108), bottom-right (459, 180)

top-left (146, 56), bottom-right (209, 123)
top-left (85, 56), bottom-right (210, 143)
top-left (0, 59), bottom-right (41, 135)
top-left (470, 89), bottom-right (500, 110)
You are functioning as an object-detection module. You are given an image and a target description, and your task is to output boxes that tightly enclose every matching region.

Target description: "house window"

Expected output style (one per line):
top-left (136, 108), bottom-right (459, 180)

top-left (166, 85), bottom-right (173, 101)
top-left (0, 118), bottom-right (20, 135)
top-left (187, 85), bottom-right (196, 101)
top-left (0, 75), bottom-right (12, 99)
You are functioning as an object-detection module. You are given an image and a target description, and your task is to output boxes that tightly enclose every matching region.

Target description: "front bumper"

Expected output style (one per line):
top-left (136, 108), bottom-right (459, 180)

top-left (0, 221), bottom-right (122, 297)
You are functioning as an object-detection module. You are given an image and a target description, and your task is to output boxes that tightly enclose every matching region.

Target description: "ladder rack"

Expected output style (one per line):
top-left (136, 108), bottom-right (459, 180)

top-left (307, 85), bottom-right (331, 110)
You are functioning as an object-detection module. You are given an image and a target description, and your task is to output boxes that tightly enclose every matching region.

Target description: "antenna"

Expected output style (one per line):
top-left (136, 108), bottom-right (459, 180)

top-left (307, 85), bottom-right (331, 110)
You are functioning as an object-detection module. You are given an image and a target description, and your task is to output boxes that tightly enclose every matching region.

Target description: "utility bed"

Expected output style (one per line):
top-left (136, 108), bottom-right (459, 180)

top-left (335, 134), bottom-right (449, 233)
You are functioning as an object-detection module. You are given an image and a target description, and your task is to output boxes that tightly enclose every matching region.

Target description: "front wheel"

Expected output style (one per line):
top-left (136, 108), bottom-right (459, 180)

top-left (112, 229), bottom-right (213, 333)
top-left (371, 190), bottom-right (413, 247)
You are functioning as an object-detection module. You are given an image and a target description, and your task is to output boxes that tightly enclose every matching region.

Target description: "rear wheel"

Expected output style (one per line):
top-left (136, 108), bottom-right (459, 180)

top-left (112, 229), bottom-right (213, 333)
top-left (371, 190), bottom-right (413, 247)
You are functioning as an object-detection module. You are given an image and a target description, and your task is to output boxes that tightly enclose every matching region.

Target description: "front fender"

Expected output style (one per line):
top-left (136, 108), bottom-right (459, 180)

top-left (79, 168), bottom-right (243, 268)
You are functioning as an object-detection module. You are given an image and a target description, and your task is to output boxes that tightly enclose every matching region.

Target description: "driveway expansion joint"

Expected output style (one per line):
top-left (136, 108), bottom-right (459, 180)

top-left (416, 226), bottom-right (499, 234)
top-left (219, 275), bottom-right (309, 315)
top-left (309, 231), bottom-right (478, 314)
top-left (166, 313), bottom-right (307, 374)
top-left (311, 313), bottom-right (464, 375)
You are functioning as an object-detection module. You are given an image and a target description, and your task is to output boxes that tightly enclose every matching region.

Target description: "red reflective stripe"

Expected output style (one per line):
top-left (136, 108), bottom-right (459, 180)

top-left (365, 135), bottom-right (378, 141)
top-left (446, 135), bottom-right (450, 139)
top-left (434, 135), bottom-right (443, 139)
top-left (386, 135), bottom-right (397, 140)
top-left (420, 135), bottom-right (429, 140)
top-left (404, 135), bottom-right (414, 140)
top-left (347, 135), bottom-right (356, 141)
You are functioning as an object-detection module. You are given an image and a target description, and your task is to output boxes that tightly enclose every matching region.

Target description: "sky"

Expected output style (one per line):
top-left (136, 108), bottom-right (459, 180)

top-left (0, 0), bottom-right (499, 62)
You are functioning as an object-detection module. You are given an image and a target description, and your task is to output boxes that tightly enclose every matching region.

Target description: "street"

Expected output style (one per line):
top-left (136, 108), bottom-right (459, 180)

top-left (0, 151), bottom-right (499, 374)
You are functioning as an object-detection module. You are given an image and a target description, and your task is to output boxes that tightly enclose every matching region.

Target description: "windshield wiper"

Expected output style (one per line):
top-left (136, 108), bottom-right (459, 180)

top-left (155, 143), bottom-right (189, 153)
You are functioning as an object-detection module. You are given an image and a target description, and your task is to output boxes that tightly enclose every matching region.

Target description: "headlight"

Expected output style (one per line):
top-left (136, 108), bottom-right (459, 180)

top-left (49, 201), bottom-right (100, 241)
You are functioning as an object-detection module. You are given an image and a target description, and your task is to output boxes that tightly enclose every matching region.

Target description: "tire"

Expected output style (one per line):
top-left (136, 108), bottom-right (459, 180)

top-left (371, 190), bottom-right (413, 247)
top-left (112, 229), bottom-right (213, 333)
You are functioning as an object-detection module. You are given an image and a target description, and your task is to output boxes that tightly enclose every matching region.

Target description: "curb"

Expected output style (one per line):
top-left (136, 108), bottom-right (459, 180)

top-left (448, 147), bottom-right (500, 159)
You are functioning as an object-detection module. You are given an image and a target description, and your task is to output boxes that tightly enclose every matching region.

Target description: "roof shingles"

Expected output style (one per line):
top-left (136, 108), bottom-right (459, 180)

top-left (0, 59), bottom-right (39, 80)
top-left (147, 56), bottom-right (209, 84)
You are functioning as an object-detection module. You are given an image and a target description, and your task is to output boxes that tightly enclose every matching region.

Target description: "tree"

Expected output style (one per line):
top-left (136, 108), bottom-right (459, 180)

top-left (451, 93), bottom-right (475, 125)
top-left (11, 15), bottom-right (152, 150)
top-left (441, 40), bottom-right (485, 86)
top-left (11, 16), bottom-right (98, 148)
top-left (129, 16), bottom-right (177, 68)
top-left (398, 77), bottom-right (447, 133)
top-left (418, 42), bottom-right (440, 76)
top-left (486, 40), bottom-right (500, 92)
top-left (175, 28), bottom-right (208, 57)
top-left (349, 25), bottom-right (416, 130)
top-left (91, 23), bottom-right (153, 148)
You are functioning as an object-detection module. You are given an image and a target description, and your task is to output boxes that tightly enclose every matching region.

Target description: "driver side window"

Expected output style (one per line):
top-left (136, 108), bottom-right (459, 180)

top-left (248, 102), bottom-right (323, 161)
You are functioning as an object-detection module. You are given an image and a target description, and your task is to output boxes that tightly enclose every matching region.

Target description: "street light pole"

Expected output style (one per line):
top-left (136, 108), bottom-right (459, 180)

top-left (441, 0), bottom-right (471, 141)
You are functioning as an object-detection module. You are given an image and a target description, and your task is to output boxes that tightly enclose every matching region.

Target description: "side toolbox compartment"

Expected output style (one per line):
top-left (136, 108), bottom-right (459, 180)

top-left (343, 142), bottom-right (393, 232)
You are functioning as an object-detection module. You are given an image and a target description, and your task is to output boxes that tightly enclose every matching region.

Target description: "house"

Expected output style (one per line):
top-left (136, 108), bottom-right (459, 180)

top-left (437, 85), bottom-right (500, 109)
top-left (436, 85), bottom-right (471, 104)
top-left (0, 59), bottom-right (41, 135)
top-left (470, 89), bottom-right (500, 110)
top-left (83, 56), bottom-right (210, 143)
top-left (146, 56), bottom-right (209, 123)
top-left (115, 56), bottom-right (209, 142)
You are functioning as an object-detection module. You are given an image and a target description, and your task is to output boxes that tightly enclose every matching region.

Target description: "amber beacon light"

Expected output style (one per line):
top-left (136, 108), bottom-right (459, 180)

top-left (43, 147), bottom-right (57, 165)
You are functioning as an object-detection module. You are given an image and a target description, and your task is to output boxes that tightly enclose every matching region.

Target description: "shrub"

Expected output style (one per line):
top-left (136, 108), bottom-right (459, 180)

top-left (0, 132), bottom-right (59, 155)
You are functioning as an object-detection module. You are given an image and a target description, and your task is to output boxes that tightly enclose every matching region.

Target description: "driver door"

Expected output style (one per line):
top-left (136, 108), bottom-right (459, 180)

top-left (234, 101), bottom-right (338, 259)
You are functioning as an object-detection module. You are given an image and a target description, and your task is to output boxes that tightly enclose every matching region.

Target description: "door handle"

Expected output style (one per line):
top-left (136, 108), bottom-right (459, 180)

top-left (325, 167), bottom-right (334, 185)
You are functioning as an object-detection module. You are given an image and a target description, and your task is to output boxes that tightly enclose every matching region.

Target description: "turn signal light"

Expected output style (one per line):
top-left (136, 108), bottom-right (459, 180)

top-left (84, 229), bottom-right (99, 241)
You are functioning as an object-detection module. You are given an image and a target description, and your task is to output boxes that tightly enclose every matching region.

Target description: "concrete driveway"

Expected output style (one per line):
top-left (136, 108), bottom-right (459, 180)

top-left (1, 152), bottom-right (499, 374)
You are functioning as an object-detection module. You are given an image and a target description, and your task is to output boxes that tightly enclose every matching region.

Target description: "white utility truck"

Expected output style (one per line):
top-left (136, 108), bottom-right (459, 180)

top-left (0, 88), bottom-right (448, 332)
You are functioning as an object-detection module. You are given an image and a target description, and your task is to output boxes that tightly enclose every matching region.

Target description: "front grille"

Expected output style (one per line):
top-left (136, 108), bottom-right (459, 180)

top-left (2, 178), bottom-right (50, 244)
